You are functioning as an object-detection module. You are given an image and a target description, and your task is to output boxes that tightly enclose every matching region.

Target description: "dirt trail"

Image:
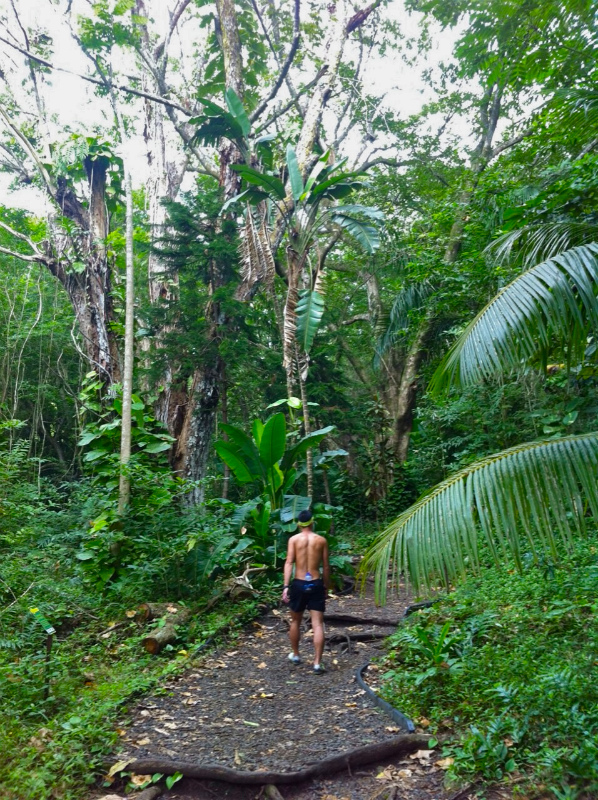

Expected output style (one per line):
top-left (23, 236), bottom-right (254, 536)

top-left (104, 583), bottom-right (489, 800)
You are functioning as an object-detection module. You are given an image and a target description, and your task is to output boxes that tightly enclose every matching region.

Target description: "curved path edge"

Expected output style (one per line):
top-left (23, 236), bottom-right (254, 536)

top-left (356, 663), bottom-right (416, 733)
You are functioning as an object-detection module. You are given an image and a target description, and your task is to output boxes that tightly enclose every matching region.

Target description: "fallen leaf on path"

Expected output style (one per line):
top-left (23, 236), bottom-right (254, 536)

top-left (418, 717), bottom-right (431, 727)
top-left (107, 760), bottom-right (130, 777)
top-left (234, 749), bottom-right (242, 765)
top-left (398, 768), bottom-right (413, 778)
top-left (410, 749), bottom-right (434, 761)
top-left (376, 769), bottom-right (394, 780)
top-left (257, 661), bottom-right (267, 669)
top-left (243, 720), bottom-right (260, 727)
top-left (436, 757), bottom-right (455, 769)
top-left (129, 774), bottom-right (152, 786)
top-left (260, 692), bottom-right (274, 698)
top-left (136, 737), bottom-right (151, 746)
top-left (385, 726), bottom-right (399, 732)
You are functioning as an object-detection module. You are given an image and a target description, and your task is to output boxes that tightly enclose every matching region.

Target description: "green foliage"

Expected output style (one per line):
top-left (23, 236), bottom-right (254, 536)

top-left (214, 410), bottom-right (345, 568)
top-left (215, 411), bottom-right (334, 510)
top-left (432, 243), bottom-right (598, 392)
top-left (363, 432), bottom-right (598, 598)
top-left (379, 535), bottom-right (598, 795)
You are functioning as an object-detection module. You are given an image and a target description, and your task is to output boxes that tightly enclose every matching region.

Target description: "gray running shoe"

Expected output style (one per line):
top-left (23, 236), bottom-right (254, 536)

top-left (288, 652), bottom-right (301, 664)
top-left (313, 663), bottom-right (326, 674)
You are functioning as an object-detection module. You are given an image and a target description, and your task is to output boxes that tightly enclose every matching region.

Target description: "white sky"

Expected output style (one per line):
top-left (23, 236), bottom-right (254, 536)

top-left (0, 0), bottom-right (461, 214)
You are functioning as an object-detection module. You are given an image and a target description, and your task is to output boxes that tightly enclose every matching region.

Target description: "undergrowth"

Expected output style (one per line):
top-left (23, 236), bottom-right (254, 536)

top-left (0, 521), bottom-right (271, 800)
top-left (379, 533), bottom-right (598, 799)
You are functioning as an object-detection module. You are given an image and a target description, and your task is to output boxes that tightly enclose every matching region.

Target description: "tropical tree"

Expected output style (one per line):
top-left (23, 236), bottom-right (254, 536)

top-left (362, 241), bottom-right (598, 601)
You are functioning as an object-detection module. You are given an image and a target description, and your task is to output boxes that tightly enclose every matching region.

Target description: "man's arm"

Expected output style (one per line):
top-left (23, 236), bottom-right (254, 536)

top-left (282, 536), bottom-right (296, 603)
top-left (322, 539), bottom-right (330, 591)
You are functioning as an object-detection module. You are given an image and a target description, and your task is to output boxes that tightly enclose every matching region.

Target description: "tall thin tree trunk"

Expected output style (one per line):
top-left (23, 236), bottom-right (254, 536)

top-left (118, 165), bottom-right (135, 514)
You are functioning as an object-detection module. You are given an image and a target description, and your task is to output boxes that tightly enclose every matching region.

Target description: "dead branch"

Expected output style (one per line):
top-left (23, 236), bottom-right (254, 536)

top-left (0, 34), bottom-right (191, 115)
top-left (250, 0), bottom-right (301, 123)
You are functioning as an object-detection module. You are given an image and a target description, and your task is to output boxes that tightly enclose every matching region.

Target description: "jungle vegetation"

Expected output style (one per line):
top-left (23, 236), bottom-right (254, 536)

top-left (1, 0), bottom-right (598, 797)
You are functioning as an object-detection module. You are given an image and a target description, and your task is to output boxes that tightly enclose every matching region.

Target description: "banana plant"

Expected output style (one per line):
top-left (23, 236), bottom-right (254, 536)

top-left (214, 411), bottom-right (334, 513)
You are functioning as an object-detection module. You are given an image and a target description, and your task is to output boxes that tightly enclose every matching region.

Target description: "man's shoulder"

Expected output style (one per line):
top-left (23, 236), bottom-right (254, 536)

top-left (312, 532), bottom-right (328, 544)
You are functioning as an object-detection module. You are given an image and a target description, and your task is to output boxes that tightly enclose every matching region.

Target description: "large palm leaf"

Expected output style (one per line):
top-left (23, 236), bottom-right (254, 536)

top-left (486, 221), bottom-right (598, 268)
top-left (431, 243), bottom-right (598, 392)
top-left (361, 433), bottom-right (598, 602)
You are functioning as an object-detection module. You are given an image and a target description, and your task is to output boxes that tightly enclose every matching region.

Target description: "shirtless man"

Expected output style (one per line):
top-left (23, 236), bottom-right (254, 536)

top-left (281, 509), bottom-right (330, 673)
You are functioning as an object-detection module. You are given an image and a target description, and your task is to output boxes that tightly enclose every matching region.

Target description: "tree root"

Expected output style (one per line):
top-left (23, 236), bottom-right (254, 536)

top-left (328, 631), bottom-right (389, 644)
top-left (125, 735), bottom-right (430, 786)
top-left (324, 613), bottom-right (400, 626)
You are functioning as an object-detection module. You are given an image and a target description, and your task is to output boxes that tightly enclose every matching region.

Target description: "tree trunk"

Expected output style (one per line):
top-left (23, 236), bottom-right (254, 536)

top-left (389, 318), bottom-right (431, 462)
top-left (118, 165), bottom-right (135, 513)
top-left (172, 0), bottom-right (244, 501)
top-left (47, 157), bottom-right (121, 384)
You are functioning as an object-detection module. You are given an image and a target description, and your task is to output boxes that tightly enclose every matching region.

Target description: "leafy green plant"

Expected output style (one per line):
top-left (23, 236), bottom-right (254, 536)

top-left (378, 535), bottom-right (598, 796)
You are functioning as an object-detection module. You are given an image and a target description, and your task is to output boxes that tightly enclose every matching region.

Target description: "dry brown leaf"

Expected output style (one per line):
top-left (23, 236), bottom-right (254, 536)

top-left (398, 768), bottom-right (413, 778)
top-left (436, 757), bottom-right (455, 769)
top-left (130, 774), bottom-right (152, 787)
top-left (125, 609), bottom-right (137, 618)
top-left (136, 737), bottom-right (151, 746)
top-left (257, 661), bottom-right (267, 669)
top-left (410, 749), bottom-right (434, 761)
top-left (418, 717), bottom-right (431, 728)
top-left (234, 750), bottom-right (242, 765)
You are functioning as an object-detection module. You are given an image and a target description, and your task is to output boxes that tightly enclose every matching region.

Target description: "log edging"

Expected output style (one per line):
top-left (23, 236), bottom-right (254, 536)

top-left (124, 734), bottom-right (430, 785)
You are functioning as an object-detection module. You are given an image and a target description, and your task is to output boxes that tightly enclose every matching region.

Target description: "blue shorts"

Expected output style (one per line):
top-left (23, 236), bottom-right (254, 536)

top-left (289, 578), bottom-right (326, 613)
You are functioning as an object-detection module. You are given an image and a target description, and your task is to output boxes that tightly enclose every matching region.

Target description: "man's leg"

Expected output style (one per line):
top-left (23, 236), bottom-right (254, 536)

top-left (310, 610), bottom-right (325, 666)
top-left (289, 610), bottom-right (302, 657)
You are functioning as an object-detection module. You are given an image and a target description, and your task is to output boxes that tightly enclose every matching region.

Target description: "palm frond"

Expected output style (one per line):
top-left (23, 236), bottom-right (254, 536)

top-left (361, 433), bottom-right (598, 602)
top-left (374, 281), bottom-right (433, 368)
top-left (486, 222), bottom-right (598, 268)
top-left (431, 242), bottom-right (598, 392)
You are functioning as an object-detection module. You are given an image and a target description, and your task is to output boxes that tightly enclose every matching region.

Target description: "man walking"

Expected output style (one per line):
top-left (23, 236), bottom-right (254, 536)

top-left (281, 509), bottom-right (330, 673)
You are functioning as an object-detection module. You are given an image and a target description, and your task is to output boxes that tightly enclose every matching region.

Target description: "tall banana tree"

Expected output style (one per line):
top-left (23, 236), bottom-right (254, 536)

top-left (362, 241), bottom-right (598, 601)
top-left (192, 91), bottom-right (383, 495)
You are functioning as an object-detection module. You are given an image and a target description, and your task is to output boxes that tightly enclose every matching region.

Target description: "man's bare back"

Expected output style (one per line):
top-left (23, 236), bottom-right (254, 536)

top-left (286, 530), bottom-right (328, 581)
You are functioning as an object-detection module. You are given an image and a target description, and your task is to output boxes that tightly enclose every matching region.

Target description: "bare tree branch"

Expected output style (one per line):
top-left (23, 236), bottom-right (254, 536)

top-left (250, 0), bottom-right (301, 123)
top-left (254, 68), bottom-right (328, 135)
top-left (490, 127), bottom-right (534, 158)
top-left (0, 105), bottom-right (55, 196)
top-left (0, 34), bottom-right (192, 115)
